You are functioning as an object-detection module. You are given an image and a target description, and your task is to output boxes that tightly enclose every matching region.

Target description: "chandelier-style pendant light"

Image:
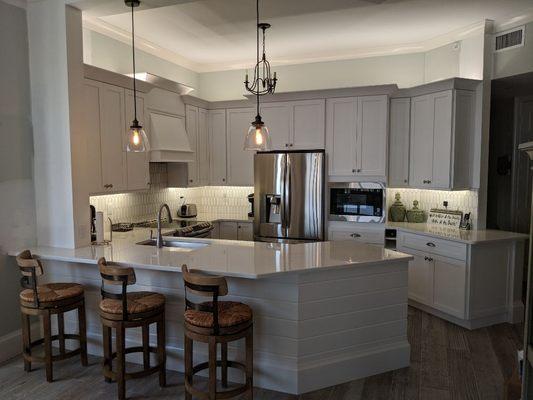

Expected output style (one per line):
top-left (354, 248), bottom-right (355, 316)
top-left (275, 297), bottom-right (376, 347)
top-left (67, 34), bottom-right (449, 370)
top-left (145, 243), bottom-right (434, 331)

top-left (243, 0), bottom-right (278, 151)
top-left (125, 0), bottom-right (150, 152)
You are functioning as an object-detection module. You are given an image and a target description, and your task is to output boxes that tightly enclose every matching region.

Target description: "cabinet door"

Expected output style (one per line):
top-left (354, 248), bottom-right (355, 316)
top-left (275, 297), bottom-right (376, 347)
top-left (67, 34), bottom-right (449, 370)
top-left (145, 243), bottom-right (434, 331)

top-left (430, 91), bottom-right (453, 189)
top-left (237, 222), bottom-right (254, 241)
top-left (125, 90), bottom-right (150, 191)
top-left (409, 94), bottom-right (434, 187)
top-left (292, 99), bottom-right (325, 149)
top-left (407, 253), bottom-right (433, 306)
top-left (259, 102), bottom-right (291, 150)
top-left (357, 95), bottom-right (388, 176)
top-left (209, 110), bottom-right (227, 185)
top-left (326, 97), bottom-right (357, 176)
top-left (433, 256), bottom-right (466, 318)
top-left (83, 80), bottom-right (104, 194)
top-left (100, 83), bottom-right (127, 192)
top-left (219, 221), bottom-right (238, 240)
top-left (197, 108), bottom-right (210, 185)
top-left (227, 108), bottom-right (255, 186)
top-left (328, 227), bottom-right (384, 244)
top-left (185, 105), bottom-right (199, 186)
top-left (389, 98), bottom-right (410, 187)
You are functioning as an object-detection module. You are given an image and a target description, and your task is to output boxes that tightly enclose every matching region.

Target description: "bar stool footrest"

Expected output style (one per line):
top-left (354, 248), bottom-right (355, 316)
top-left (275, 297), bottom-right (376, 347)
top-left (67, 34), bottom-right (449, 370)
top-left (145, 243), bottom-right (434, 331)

top-left (103, 346), bottom-right (165, 382)
top-left (186, 360), bottom-right (249, 400)
top-left (23, 334), bottom-right (84, 363)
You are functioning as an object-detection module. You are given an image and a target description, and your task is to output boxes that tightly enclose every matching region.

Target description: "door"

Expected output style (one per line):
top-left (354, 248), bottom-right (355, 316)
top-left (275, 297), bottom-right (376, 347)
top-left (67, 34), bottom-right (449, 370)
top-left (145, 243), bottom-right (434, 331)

top-left (259, 102), bottom-right (291, 150)
top-left (209, 109), bottom-right (227, 185)
top-left (433, 256), bottom-right (466, 318)
top-left (220, 222), bottom-right (238, 240)
top-left (326, 97), bottom-right (357, 176)
top-left (83, 80), bottom-right (103, 194)
top-left (285, 152), bottom-right (325, 240)
top-left (99, 82), bottom-right (127, 192)
top-left (292, 100), bottom-right (325, 149)
top-left (237, 222), bottom-right (254, 241)
top-left (430, 90), bottom-right (453, 189)
top-left (410, 94), bottom-right (434, 187)
top-left (185, 105), bottom-right (199, 186)
top-left (407, 253), bottom-right (433, 306)
top-left (198, 108), bottom-right (210, 185)
top-left (357, 95), bottom-right (388, 176)
top-left (389, 98), bottom-right (410, 187)
top-left (227, 107), bottom-right (255, 186)
top-left (125, 90), bottom-right (150, 191)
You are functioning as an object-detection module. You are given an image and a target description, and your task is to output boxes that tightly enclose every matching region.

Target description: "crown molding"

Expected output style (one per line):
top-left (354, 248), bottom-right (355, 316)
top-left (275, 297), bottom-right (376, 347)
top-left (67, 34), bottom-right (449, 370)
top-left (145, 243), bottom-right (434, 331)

top-left (494, 8), bottom-right (533, 32)
top-left (2, 0), bottom-right (27, 9)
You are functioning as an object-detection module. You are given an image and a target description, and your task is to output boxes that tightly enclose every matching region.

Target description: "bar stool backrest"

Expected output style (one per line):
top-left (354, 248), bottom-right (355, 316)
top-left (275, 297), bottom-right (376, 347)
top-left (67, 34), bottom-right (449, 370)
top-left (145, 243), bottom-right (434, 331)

top-left (181, 264), bottom-right (228, 334)
top-left (98, 257), bottom-right (136, 320)
top-left (16, 250), bottom-right (44, 308)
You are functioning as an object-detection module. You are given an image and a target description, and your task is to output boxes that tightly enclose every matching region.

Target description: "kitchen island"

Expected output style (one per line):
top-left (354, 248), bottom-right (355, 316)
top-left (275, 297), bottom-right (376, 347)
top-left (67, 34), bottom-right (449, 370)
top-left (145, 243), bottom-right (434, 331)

top-left (10, 230), bottom-right (412, 394)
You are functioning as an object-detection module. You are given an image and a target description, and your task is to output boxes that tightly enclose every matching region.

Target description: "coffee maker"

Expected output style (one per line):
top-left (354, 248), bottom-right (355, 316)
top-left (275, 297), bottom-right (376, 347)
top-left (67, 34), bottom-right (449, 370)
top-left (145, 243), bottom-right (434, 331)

top-left (248, 193), bottom-right (254, 218)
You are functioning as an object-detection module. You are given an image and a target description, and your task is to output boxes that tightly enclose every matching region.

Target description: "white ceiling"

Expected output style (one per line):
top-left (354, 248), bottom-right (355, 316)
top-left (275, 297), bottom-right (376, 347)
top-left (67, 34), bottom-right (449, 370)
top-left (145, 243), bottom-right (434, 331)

top-left (85, 0), bottom-right (533, 72)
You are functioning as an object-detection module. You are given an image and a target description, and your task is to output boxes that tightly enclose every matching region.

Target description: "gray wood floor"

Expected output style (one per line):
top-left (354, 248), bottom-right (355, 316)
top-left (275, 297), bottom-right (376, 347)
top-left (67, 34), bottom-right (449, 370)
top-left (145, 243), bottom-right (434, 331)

top-left (0, 307), bottom-right (523, 400)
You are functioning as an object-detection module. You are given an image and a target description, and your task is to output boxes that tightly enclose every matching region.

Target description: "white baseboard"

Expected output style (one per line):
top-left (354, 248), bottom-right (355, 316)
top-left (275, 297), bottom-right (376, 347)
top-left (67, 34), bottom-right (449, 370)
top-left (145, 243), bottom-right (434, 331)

top-left (0, 324), bottom-right (42, 364)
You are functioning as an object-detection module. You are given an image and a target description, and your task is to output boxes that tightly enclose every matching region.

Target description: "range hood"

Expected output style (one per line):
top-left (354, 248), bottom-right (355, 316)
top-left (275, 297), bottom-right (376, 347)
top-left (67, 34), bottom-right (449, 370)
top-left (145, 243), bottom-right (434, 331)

top-left (149, 112), bottom-right (195, 163)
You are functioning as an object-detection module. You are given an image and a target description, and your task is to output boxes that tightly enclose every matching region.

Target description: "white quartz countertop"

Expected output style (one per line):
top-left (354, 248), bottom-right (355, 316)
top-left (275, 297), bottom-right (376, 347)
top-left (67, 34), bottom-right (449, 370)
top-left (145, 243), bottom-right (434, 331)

top-left (9, 229), bottom-right (412, 279)
top-left (386, 222), bottom-right (528, 244)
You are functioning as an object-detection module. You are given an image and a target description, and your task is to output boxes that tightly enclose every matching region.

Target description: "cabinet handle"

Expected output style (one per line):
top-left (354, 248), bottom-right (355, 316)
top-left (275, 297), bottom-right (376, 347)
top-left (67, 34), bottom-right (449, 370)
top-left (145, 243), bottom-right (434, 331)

top-left (109, 184), bottom-right (113, 188)
top-left (357, 169), bottom-right (361, 173)
top-left (352, 169), bottom-right (355, 173)
top-left (289, 143), bottom-right (293, 147)
top-left (426, 242), bottom-right (436, 247)
top-left (428, 180), bottom-right (432, 183)
top-left (285, 143), bottom-right (289, 148)
top-left (222, 178), bottom-right (226, 182)
top-left (404, 179), bottom-right (408, 183)
top-left (424, 256), bottom-right (433, 262)
top-left (350, 233), bottom-right (362, 238)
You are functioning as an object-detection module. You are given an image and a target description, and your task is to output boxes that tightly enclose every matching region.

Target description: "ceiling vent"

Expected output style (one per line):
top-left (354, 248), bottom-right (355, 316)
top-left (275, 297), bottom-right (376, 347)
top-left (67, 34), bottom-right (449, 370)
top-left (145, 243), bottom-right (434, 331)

top-left (494, 26), bottom-right (525, 52)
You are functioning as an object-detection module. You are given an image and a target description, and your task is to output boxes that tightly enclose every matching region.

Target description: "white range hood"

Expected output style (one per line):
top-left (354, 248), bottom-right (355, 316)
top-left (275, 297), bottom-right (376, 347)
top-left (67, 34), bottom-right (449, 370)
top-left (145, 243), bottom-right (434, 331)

top-left (149, 112), bottom-right (195, 163)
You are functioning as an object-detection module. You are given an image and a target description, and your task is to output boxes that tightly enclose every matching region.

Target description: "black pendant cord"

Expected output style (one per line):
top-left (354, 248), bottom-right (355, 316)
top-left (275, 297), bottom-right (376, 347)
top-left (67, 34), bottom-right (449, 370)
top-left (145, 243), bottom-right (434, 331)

top-left (131, 3), bottom-right (138, 125)
top-left (256, 0), bottom-right (260, 119)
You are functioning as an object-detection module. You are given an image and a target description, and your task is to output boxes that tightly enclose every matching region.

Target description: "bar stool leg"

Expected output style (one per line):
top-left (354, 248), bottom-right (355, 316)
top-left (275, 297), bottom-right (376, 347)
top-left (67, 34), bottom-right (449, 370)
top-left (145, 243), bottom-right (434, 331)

top-left (142, 324), bottom-right (150, 370)
top-left (21, 313), bottom-right (31, 372)
top-left (78, 301), bottom-right (88, 366)
top-left (184, 334), bottom-right (193, 400)
top-left (246, 327), bottom-right (254, 400)
top-left (221, 342), bottom-right (228, 388)
top-left (58, 313), bottom-right (66, 356)
top-left (208, 336), bottom-right (217, 400)
top-left (102, 325), bottom-right (112, 383)
top-left (116, 323), bottom-right (126, 400)
top-left (43, 310), bottom-right (53, 382)
top-left (157, 313), bottom-right (166, 387)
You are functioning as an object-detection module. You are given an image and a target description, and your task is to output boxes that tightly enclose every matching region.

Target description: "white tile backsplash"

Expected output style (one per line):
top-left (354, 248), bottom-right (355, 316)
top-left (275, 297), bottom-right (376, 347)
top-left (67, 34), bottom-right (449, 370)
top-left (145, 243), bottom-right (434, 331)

top-left (387, 188), bottom-right (478, 226)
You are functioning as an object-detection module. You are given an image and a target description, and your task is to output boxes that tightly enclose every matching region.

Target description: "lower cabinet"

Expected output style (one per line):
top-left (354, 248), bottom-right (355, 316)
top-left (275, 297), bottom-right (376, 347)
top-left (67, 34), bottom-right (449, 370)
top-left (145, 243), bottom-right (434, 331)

top-left (212, 221), bottom-right (253, 241)
top-left (237, 222), bottom-right (254, 241)
top-left (407, 254), bottom-right (434, 306)
top-left (328, 224), bottom-right (385, 245)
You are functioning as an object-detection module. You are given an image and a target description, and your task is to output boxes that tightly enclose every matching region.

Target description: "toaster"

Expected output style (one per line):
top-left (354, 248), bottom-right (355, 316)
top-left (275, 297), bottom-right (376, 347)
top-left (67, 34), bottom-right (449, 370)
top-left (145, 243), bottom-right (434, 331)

top-left (178, 203), bottom-right (197, 218)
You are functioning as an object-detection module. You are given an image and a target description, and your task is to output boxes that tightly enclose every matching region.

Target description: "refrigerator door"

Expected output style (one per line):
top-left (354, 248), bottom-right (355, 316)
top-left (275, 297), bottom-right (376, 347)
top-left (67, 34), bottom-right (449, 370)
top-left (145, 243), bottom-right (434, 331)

top-left (254, 152), bottom-right (287, 239)
top-left (285, 152), bottom-right (325, 240)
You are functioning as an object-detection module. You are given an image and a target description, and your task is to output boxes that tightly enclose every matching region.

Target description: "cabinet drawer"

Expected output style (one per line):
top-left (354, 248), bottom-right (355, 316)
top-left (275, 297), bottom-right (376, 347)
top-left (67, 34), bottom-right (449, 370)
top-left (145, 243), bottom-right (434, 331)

top-left (329, 228), bottom-right (384, 244)
top-left (398, 231), bottom-right (467, 261)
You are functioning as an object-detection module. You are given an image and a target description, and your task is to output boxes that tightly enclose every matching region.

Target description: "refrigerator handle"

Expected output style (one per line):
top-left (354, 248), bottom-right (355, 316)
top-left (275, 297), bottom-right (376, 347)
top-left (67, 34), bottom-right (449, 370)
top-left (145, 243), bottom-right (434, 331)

top-left (280, 154), bottom-right (287, 230)
top-left (285, 155), bottom-right (291, 229)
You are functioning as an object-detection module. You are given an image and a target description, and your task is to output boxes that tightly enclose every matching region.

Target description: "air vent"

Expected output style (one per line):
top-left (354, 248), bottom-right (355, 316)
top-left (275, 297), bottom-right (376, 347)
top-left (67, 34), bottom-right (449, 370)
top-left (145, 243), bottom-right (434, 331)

top-left (494, 26), bottom-right (525, 52)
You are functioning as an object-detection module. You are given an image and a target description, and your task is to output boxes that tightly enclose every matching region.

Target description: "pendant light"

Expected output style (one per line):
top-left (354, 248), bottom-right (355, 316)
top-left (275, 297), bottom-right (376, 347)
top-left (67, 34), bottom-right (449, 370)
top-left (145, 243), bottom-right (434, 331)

top-left (243, 0), bottom-right (278, 151)
top-left (125, 0), bottom-right (150, 152)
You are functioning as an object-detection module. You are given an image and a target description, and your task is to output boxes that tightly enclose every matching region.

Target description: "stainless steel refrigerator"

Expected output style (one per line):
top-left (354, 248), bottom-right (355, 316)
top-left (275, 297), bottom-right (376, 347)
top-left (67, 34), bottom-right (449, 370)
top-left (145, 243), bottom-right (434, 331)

top-left (254, 150), bottom-right (325, 243)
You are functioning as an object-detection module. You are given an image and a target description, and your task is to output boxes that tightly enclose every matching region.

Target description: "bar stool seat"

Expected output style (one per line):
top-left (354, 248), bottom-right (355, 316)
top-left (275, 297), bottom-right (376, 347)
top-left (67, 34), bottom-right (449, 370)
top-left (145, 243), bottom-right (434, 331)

top-left (100, 291), bottom-right (165, 317)
top-left (20, 282), bottom-right (84, 305)
top-left (185, 301), bottom-right (252, 329)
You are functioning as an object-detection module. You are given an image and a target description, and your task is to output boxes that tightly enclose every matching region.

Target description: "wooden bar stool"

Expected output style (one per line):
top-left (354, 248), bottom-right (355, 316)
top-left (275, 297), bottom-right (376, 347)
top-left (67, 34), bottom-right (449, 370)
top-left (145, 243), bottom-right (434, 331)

top-left (97, 257), bottom-right (166, 400)
top-left (16, 250), bottom-right (88, 382)
top-left (182, 265), bottom-right (254, 400)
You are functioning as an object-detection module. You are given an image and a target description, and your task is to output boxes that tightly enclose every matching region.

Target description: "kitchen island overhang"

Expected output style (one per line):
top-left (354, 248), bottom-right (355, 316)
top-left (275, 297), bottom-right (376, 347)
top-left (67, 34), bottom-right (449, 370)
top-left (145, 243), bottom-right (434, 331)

top-left (10, 233), bottom-right (412, 394)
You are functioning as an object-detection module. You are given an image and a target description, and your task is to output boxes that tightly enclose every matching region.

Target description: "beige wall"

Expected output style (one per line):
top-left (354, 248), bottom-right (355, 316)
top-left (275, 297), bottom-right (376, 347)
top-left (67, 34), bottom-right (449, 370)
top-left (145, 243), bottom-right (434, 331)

top-left (0, 0), bottom-right (36, 338)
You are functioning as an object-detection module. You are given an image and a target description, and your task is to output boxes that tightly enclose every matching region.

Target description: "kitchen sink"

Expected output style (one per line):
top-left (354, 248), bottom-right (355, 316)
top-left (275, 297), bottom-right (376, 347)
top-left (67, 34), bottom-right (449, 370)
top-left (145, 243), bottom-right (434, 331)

top-left (136, 239), bottom-right (209, 249)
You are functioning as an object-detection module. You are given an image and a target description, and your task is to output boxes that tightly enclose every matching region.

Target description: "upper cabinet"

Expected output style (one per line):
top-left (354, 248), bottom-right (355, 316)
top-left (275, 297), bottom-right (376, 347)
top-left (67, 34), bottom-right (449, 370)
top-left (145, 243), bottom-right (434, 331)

top-left (125, 90), bottom-right (150, 191)
top-left (388, 98), bottom-right (411, 187)
top-left (326, 95), bottom-right (388, 178)
top-left (226, 107), bottom-right (255, 186)
top-left (409, 89), bottom-right (475, 190)
top-left (185, 104), bottom-right (209, 187)
top-left (185, 104), bottom-right (199, 185)
top-left (260, 99), bottom-right (325, 150)
top-left (209, 109), bottom-right (227, 185)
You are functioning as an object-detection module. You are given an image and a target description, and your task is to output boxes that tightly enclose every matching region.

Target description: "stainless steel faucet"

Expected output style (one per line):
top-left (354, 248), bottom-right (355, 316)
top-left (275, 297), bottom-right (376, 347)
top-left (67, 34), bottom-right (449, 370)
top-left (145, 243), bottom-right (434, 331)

top-left (157, 203), bottom-right (173, 248)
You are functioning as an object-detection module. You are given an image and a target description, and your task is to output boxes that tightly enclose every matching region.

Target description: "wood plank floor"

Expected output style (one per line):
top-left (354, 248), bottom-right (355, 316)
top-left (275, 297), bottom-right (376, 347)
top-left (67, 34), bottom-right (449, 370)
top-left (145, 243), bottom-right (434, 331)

top-left (0, 307), bottom-right (523, 400)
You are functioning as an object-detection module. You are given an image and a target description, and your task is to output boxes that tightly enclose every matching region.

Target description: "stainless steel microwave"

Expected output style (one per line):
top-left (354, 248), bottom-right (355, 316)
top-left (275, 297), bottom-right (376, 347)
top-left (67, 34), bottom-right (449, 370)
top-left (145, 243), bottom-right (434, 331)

top-left (328, 182), bottom-right (385, 223)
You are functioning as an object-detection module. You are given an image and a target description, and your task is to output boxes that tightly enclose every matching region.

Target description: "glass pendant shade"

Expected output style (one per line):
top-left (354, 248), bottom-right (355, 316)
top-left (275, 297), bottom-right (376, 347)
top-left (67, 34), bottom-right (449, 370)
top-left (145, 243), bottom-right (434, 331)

top-left (127, 122), bottom-right (150, 152)
top-left (244, 119), bottom-right (271, 151)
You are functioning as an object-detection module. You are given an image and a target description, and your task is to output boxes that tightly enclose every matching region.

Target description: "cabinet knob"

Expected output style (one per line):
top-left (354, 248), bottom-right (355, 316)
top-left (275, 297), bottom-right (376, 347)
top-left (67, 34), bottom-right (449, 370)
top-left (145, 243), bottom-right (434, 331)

top-left (426, 242), bottom-right (436, 247)
top-left (404, 179), bottom-right (408, 183)
top-left (189, 179), bottom-right (193, 183)
top-left (424, 256), bottom-right (433, 262)
top-left (285, 143), bottom-right (289, 148)
top-left (350, 233), bottom-right (362, 238)
top-left (357, 169), bottom-right (361, 173)
top-left (289, 143), bottom-right (293, 147)
top-left (352, 169), bottom-right (355, 173)
top-left (222, 178), bottom-right (226, 182)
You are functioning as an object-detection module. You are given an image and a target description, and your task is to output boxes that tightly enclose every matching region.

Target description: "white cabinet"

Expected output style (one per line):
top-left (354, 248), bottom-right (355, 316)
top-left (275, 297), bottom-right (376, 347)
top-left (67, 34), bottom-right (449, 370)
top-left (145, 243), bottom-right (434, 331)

top-left (208, 109), bottom-right (227, 185)
top-left (198, 108), bottom-right (209, 185)
top-left (125, 90), bottom-right (150, 191)
top-left (433, 257), bottom-right (466, 318)
top-left (83, 80), bottom-right (104, 194)
top-left (407, 254), bottom-right (434, 306)
top-left (326, 95), bottom-right (388, 178)
top-left (328, 224), bottom-right (385, 245)
top-left (185, 104), bottom-right (199, 185)
top-left (237, 222), bottom-right (254, 241)
top-left (260, 100), bottom-right (325, 150)
top-left (409, 89), bottom-right (475, 189)
top-left (226, 108), bottom-right (255, 186)
top-left (219, 221), bottom-right (238, 240)
top-left (388, 98), bottom-right (410, 187)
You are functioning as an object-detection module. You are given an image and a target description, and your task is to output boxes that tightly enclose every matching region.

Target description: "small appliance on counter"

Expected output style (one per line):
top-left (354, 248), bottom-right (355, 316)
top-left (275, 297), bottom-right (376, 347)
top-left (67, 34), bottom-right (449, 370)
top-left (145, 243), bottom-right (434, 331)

top-left (248, 193), bottom-right (254, 218)
top-left (90, 205), bottom-right (96, 242)
top-left (177, 196), bottom-right (198, 218)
